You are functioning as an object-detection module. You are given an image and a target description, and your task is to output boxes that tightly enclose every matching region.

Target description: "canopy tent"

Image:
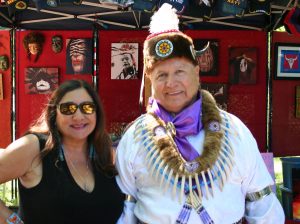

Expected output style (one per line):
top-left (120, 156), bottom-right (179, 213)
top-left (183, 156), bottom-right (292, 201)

top-left (0, 0), bottom-right (296, 31)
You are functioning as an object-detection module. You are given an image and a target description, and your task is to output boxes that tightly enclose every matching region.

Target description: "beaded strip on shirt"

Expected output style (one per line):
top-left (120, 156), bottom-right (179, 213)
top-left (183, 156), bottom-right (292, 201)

top-left (133, 90), bottom-right (237, 204)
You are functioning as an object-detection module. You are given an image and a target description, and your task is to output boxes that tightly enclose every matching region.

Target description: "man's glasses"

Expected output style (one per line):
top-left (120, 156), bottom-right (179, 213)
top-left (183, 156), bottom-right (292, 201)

top-left (57, 102), bottom-right (96, 115)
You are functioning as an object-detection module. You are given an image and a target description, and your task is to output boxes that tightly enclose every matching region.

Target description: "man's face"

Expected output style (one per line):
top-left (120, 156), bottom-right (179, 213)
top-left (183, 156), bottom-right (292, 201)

top-left (150, 57), bottom-right (200, 114)
top-left (0, 56), bottom-right (8, 71)
top-left (69, 39), bottom-right (87, 73)
top-left (52, 36), bottom-right (62, 53)
top-left (28, 43), bottom-right (39, 55)
top-left (121, 53), bottom-right (133, 68)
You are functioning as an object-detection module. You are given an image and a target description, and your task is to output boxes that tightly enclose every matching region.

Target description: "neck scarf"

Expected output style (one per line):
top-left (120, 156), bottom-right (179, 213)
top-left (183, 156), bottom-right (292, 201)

top-left (149, 97), bottom-right (203, 161)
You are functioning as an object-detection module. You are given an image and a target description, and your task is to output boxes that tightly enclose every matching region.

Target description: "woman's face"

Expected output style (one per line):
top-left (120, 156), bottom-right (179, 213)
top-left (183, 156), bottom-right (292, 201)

top-left (56, 88), bottom-right (96, 143)
top-left (150, 57), bottom-right (200, 114)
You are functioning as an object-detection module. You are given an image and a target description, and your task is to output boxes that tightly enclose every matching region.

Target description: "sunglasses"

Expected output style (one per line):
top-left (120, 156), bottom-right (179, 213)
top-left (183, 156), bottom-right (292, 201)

top-left (57, 101), bottom-right (96, 115)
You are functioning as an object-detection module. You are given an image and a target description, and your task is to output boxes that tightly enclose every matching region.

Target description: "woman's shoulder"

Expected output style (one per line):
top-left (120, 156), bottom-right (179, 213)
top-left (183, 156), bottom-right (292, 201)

top-left (26, 132), bottom-right (48, 151)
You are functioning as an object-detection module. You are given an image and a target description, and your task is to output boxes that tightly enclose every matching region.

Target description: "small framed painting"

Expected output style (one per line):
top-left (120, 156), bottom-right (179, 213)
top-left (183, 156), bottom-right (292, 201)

top-left (194, 39), bottom-right (219, 76)
top-left (274, 43), bottom-right (300, 80)
top-left (111, 43), bottom-right (139, 80)
top-left (229, 47), bottom-right (257, 84)
top-left (25, 68), bottom-right (59, 94)
top-left (201, 83), bottom-right (228, 111)
top-left (66, 38), bottom-right (93, 75)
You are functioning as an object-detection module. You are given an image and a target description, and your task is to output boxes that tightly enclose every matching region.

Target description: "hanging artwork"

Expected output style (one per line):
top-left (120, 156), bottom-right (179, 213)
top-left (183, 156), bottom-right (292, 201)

top-left (274, 43), bottom-right (300, 80)
top-left (0, 74), bottom-right (3, 100)
top-left (0, 55), bottom-right (9, 71)
top-left (23, 32), bottom-right (45, 63)
top-left (201, 83), bottom-right (228, 111)
top-left (66, 38), bottom-right (93, 75)
top-left (51, 35), bottom-right (63, 53)
top-left (25, 68), bottom-right (59, 94)
top-left (229, 47), bottom-right (257, 84)
top-left (111, 43), bottom-right (139, 80)
top-left (296, 86), bottom-right (300, 118)
top-left (194, 39), bottom-right (218, 76)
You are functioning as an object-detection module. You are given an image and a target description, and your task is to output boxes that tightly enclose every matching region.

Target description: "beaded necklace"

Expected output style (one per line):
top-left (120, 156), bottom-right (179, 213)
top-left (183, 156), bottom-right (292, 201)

top-left (134, 90), bottom-right (235, 223)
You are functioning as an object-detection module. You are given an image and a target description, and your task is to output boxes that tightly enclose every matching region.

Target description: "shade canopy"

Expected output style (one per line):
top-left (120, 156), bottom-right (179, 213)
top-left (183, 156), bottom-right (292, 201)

top-left (0, 0), bottom-right (295, 31)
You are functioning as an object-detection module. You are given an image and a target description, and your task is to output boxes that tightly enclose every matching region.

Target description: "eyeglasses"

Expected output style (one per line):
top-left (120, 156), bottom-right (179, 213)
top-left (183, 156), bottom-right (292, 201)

top-left (57, 101), bottom-right (96, 115)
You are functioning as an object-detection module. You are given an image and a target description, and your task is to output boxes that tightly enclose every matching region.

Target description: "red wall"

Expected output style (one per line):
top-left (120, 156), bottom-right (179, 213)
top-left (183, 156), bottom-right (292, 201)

top-left (98, 30), bottom-right (147, 133)
top-left (2, 30), bottom-right (268, 152)
top-left (0, 30), bottom-right (12, 147)
top-left (15, 30), bottom-right (93, 138)
top-left (99, 30), bottom-right (268, 152)
top-left (271, 31), bottom-right (300, 157)
top-left (186, 30), bottom-right (267, 152)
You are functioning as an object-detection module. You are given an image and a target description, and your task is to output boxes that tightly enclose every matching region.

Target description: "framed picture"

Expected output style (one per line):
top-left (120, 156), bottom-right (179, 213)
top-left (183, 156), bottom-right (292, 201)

top-left (296, 86), bottom-right (300, 118)
top-left (194, 39), bottom-right (218, 76)
top-left (229, 47), bottom-right (257, 84)
top-left (274, 43), bottom-right (300, 80)
top-left (0, 74), bottom-right (3, 100)
top-left (25, 68), bottom-right (59, 94)
top-left (201, 83), bottom-right (228, 111)
top-left (111, 43), bottom-right (139, 80)
top-left (66, 38), bottom-right (93, 75)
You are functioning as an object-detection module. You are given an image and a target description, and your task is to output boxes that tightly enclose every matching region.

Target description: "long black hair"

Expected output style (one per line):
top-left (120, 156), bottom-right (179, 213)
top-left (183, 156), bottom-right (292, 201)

top-left (29, 79), bottom-right (116, 175)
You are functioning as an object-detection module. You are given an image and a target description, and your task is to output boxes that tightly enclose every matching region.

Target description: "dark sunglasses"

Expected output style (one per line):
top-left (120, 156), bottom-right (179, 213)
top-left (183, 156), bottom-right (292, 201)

top-left (57, 101), bottom-right (96, 115)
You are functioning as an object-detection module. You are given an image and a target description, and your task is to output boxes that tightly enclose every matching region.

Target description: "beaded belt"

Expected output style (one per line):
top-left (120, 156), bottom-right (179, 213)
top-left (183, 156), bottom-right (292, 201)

top-left (138, 217), bottom-right (244, 224)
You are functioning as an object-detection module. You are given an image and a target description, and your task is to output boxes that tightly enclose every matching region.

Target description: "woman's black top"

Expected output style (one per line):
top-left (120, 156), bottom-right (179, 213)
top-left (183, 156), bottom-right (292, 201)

top-left (18, 133), bottom-right (124, 224)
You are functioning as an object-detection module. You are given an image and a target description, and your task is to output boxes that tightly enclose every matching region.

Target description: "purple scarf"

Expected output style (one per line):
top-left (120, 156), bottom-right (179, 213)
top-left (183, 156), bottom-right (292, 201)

top-left (150, 97), bottom-right (203, 161)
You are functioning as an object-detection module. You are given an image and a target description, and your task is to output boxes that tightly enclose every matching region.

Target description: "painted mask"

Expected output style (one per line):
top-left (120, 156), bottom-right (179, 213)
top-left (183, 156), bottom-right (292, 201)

top-left (0, 55), bottom-right (9, 71)
top-left (52, 35), bottom-right (63, 53)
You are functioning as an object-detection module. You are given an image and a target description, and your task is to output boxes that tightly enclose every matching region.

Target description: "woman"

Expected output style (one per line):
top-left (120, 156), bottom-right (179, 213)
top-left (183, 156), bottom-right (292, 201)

top-left (0, 79), bottom-right (124, 224)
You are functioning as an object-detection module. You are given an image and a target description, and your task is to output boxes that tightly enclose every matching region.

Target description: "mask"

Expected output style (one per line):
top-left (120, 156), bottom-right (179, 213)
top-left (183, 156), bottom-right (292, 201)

top-left (0, 55), bottom-right (9, 71)
top-left (52, 35), bottom-right (63, 53)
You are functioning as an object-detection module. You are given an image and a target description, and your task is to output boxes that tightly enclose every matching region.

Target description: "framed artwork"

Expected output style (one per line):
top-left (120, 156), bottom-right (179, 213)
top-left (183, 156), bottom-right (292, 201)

top-left (0, 74), bottom-right (3, 100)
top-left (274, 43), bottom-right (300, 80)
top-left (296, 86), bottom-right (300, 118)
top-left (66, 38), bottom-right (93, 75)
top-left (194, 39), bottom-right (218, 76)
top-left (229, 47), bottom-right (257, 84)
top-left (201, 83), bottom-right (228, 111)
top-left (25, 68), bottom-right (59, 94)
top-left (111, 43), bottom-right (139, 80)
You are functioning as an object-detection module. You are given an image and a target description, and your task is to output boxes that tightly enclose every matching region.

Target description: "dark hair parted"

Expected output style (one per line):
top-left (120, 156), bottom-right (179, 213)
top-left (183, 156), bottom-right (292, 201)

top-left (22, 32), bottom-right (45, 62)
top-left (29, 79), bottom-right (116, 175)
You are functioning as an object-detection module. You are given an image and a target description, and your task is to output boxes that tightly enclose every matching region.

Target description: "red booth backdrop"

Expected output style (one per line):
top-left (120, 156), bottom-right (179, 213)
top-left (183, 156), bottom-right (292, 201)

top-left (99, 30), bottom-right (268, 151)
top-left (271, 31), bottom-right (300, 157)
top-left (1, 30), bottom-right (269, 154)
top-left (15, 30), bottom-right (93, 138)
top-left (0, 31), bottom-right (12, 147)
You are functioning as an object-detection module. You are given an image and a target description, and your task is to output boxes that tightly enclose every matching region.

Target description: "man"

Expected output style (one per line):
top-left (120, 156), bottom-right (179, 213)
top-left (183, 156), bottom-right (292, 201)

top-left (116, 52), bottom-right (138, 79)
top-left (116, 3), bottom-right (284, 224)
top-left (66, 38), bottom-right (92, 75)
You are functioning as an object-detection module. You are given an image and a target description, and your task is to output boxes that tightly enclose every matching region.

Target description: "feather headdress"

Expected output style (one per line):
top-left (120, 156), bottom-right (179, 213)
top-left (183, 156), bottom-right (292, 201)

top-left (149, 3), bottom-right (179, 35)
top-left (143, 3), bottom-right (197, 73)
